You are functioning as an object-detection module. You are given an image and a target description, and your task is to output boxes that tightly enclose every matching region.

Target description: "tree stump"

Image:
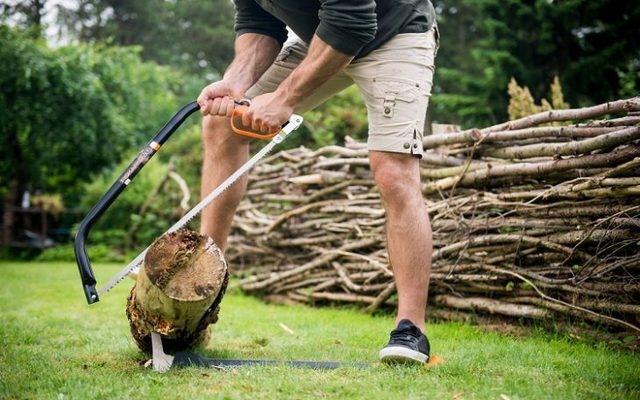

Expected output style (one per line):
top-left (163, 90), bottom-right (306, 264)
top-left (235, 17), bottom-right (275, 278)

top-left (126, 229), bottom-right (228, 353)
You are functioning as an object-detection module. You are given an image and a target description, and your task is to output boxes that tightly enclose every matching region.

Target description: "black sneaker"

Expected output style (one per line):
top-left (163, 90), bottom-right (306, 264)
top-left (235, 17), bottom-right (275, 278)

top-left (379, 319), bottom-right (430, 364)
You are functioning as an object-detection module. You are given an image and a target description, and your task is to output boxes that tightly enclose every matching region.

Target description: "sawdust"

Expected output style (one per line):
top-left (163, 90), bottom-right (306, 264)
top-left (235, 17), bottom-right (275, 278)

top-left (425, 354), bottom-right (444, 367)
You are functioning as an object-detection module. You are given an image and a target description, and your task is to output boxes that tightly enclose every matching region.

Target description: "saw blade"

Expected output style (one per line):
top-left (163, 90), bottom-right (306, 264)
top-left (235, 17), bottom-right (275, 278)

top-left (98, 115), bottom-right (303, 296)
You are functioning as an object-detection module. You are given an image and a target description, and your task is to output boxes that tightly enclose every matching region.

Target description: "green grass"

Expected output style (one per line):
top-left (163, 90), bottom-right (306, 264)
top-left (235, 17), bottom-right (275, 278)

top-left (1, 261), bottom-right (638, 399)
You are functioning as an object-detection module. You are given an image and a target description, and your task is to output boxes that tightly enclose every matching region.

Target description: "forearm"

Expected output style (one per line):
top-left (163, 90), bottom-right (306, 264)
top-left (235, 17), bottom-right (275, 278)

top-left (223, 33), bottom-right (282, 95)
top-left (275, 35), bottom-right (353, 108)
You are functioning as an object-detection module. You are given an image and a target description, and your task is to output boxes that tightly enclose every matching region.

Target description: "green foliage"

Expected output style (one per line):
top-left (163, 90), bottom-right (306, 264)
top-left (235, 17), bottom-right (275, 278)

top-left (56, 0), bottom-right (236, 77)
top-left (31, 193), bottom-right (65, 215)
top-left (0, 25), bottom-right (183, 202)
top-left (549, 76), bottom-right (570, 111)
top-left (80, 154), bottom-right (184, 249)
top-left (79, 122), bottom-right (207, 250)
top-left (507, 76), bottom-right (570, 120)
top-left (303, 86), bottom-right (369, 147)
top-left (36, 243), bottom-right (124, 263)
top-left (81, 158), bottom-right (166, 228)
top-left (158, 125), bottom-right (204, 192)
top-left (431, 0), bottom-right (640, 127)
top-left (617, 60), bottom-right (640, 98)
top-left (71, 121), bottom-right (204, 253)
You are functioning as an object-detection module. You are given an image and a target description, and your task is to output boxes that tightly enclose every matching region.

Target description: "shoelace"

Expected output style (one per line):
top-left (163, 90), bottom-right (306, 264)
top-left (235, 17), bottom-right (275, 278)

top-left (389, 326), bottom-right (421, 347)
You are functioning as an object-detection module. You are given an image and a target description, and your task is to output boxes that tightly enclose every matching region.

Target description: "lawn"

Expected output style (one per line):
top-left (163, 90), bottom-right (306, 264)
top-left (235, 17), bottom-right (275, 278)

top-left (0, 261), bottom-right (638, 399)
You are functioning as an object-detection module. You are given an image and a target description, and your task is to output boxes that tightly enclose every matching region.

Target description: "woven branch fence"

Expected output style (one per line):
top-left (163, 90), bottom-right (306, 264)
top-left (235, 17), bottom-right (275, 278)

top-left (226, 97), bottom-right (640, 333)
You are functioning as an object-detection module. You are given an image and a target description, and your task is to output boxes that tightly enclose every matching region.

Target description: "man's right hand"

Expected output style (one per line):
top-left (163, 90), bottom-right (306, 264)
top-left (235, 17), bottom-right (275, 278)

top-left (197, 81), bottom-right (243, 117)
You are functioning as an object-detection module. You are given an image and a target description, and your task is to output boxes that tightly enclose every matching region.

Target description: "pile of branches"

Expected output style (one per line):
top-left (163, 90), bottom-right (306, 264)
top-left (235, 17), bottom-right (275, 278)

top-left (227, 97), bottom-right (640, 333)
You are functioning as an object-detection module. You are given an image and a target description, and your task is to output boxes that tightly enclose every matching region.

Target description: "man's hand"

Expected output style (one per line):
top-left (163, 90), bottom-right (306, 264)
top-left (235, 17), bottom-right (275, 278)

top-left (243, 92), bottom-right (294, 133)
top-left (197, 81), bottom-right (243, 117)
top-left (197, 34), bottom-right (282, 119)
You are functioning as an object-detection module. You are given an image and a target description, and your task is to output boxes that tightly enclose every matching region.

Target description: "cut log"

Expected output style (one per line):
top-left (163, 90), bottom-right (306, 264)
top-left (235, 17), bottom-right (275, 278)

top-left (126, 229), bottom-right (228, 353)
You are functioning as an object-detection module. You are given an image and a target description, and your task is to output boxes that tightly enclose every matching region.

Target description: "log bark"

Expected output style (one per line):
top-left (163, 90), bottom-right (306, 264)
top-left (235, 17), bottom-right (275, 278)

top-left (481, 126), bottom-right (640, 159)
top-left (126, 229), bottom-right (228, 353)
top-left (426, 145), bottom-right (640, 192)
top-left (433, 294), bottom-right (551, 319)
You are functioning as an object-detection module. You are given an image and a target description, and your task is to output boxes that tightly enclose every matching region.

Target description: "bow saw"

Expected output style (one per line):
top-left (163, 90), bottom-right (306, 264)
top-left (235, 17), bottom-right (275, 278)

top-left (74, 100), bottom-right (303, 304)
top-left (72, 101), bottom-right (367, 372)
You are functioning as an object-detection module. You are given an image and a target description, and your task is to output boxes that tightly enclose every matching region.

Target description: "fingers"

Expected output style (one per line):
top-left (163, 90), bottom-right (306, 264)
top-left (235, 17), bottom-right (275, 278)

top-left (239, 107), bottom-right (280, 133)
top-left (196, 89), bottom-right (207, 109)
top-left (259, 121), bottom-right (269, 133)
top-left (251, 113), bottom-right (262, 132)
top-left (261, 121), bottom-right (277, 133)
top-left (197, 91), bottom-right (211, 115)
top-left (197, 82), bottom-right (236, 116)
top-left (210, 97), bottom-right (223, 116)
top-left (197, 85), bottom-right (215, 114)
top-left (200, 95), bottom-right (236, 117)
top-left (242, 108), bottom-right (252, 129)
top-left (225, 97), bottom-right (235, 117)
top-left (243, 108), bottom-right (264, 133)
top-left (254, 118), bottom-right (278, 134)
top-left (200, 100), bottom-right (210, 115)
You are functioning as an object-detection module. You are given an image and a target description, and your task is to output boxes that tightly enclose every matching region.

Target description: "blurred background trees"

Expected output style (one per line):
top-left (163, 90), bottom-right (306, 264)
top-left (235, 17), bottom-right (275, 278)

top-left (0, 26), bottom-right (181, 201)
top-left (431, 0), bottom-right (640, 126)
top-left (1, 0), bottom-right (638, 257)
top-left (55, 0), bottom-right (236, 77)
top-left (3, 0), bottom-right (638, 129)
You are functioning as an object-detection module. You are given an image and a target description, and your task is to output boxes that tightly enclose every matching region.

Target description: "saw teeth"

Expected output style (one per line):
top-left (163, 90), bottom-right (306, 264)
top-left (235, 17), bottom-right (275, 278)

top-left (98, 135), bottom-right (287, 296)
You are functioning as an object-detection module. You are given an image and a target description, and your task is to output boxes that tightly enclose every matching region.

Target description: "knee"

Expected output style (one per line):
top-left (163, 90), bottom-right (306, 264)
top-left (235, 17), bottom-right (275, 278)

top-left (202, 115), bottom-right (252, 151)
top-left (202, 115), bottom-right (229, 148)
top-left (374, 168), bottom-right (413, 203)
top-left (371, 154), bottom-right (422, 208)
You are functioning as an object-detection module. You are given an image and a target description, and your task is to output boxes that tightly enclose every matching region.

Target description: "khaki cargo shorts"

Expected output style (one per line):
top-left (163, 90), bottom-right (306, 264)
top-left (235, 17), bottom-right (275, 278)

top-left (245, 26), bottom-right (439, 158)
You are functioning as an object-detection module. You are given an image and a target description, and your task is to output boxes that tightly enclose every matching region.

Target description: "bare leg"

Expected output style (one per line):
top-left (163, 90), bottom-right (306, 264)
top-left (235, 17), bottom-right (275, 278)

top-left (369, 151), bottom-right (433, 332)
top-left (200, 115), bottom-right (251, 251)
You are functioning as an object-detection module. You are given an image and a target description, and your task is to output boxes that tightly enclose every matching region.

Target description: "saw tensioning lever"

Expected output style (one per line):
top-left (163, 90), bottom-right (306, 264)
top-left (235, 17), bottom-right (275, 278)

top-left (74, 100), bottom-right (303, 304)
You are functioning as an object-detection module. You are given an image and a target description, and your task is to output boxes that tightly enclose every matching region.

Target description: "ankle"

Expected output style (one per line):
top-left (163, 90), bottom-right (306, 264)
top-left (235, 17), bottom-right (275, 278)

top-left (395, 316), bottom-right (426, 333)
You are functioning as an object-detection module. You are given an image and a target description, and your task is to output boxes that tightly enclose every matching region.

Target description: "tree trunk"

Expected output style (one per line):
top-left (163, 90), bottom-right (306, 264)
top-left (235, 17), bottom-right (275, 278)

top-left (126, 229), bottom-right (228, 354)
top-left (2, 180), bottom-right (20, 246)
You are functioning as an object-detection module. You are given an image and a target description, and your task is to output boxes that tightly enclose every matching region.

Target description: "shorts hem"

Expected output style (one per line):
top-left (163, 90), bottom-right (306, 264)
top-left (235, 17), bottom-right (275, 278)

top-left (367, 134), bottom-right (424, 159)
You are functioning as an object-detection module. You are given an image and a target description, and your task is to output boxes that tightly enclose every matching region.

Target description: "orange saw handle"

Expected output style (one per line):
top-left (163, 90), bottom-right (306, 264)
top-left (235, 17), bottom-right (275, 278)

top-left (231, 105), bottom-right (281, 140)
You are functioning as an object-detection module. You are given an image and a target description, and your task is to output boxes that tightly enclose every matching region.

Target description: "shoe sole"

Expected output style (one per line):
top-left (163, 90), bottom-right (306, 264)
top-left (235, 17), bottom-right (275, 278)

top-left (379, 346), bottom-right (429, 365)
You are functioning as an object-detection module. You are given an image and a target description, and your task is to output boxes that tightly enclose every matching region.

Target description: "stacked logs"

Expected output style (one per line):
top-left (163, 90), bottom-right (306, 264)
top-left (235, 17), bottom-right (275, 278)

top-left (227, 97), bottom-right (640, 333)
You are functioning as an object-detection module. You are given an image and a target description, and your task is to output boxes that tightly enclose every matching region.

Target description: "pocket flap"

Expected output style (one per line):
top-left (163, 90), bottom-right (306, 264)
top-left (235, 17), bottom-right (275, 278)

top-left (372, 78), bottom-right (423, 102)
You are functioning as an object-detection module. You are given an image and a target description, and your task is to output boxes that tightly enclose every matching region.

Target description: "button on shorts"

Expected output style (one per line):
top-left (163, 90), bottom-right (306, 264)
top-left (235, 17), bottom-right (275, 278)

top-left (245, 26), bottom-right (439, 158)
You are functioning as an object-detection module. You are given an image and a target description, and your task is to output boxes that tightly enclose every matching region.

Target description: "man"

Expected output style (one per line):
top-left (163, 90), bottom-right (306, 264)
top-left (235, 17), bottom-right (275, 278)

top-left (197, 0), bottom-right (438, 365)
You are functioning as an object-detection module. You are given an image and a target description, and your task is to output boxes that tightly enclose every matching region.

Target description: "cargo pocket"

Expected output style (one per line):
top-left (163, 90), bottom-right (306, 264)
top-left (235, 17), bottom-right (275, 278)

top-left (371, 77), bottom-right (428, 157)
top-left (372, 78), bottom-right (427, 120)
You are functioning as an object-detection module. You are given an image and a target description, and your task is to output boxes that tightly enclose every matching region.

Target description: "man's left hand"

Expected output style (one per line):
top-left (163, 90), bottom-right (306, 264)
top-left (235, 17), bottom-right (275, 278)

top-left (242, 92), bottom-right (293, 133)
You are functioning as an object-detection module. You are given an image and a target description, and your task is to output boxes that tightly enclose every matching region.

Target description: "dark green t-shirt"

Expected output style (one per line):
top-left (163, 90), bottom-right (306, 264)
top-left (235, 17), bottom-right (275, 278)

top-left (234, 0), bottom-right (436, 58)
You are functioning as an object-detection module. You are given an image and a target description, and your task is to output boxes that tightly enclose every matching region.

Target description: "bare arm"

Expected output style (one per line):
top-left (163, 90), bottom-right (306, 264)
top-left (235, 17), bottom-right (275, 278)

top-left (224, 33), bottom-right (281, 94)
top-left (276, 35), bottom-right (353, 108)
top-left (198, 33), bottom-right (281, 116)
top-left (244, 35), bottom-right (353, 132)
